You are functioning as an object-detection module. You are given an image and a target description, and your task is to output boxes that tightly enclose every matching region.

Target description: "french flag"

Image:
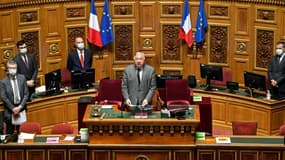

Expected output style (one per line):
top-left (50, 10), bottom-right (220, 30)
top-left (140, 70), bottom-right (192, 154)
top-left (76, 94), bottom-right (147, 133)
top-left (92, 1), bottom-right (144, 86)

top-left (178, 0), bottom-right (193, 47)
top-left (88, 0), bottom-right (103, 47)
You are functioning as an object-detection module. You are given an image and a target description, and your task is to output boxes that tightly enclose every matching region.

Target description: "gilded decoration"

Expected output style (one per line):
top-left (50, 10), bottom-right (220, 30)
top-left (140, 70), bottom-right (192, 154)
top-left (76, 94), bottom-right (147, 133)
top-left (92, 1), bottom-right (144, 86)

top-left (113, 4), bottom-right (134, 17)
top-left (209, 25), bottom-right (228, 64)
top-left (209, 5), bottom-right (229, 18)
top-left (48, 43), bottom-right (60, 55)
top-left (236, 41), bottom-right (247, 53)
top-left (256, 8), bottom-right (275, 22)
top-left (65, 5), bottom-right (86, 20)
top-left (114, 70), bottom-right (124, 80)
top-left (18, 9), bottom-right (39, 25)
top-left (66, 26), bottom-right (86, 53)
top-left (143, 38), bottom-right (153, 49)
top-left (3, 49), bottom-right (12, 59)
top-left (255, 29), bottom-right (274, 69)
top-left (161, 4), bottom-right (182, 17)
top-left (162, 70), bottom-right (182, 75)
top-left (20, 31), bottom-right (40, 68)
top-left (114, 24), bottom-right (133, 62)
top-left (161, 24), bottom-right (181, 63)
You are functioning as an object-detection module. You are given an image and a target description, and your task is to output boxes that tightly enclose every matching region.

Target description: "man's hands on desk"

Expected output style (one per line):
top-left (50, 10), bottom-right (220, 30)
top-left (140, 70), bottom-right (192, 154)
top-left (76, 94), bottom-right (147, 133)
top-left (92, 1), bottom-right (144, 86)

top-left (125, 99), bottom-right (148, 107)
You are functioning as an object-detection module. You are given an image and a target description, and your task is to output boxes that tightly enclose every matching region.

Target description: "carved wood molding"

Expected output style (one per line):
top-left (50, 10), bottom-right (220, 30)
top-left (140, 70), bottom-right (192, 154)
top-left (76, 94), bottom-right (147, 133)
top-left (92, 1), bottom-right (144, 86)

top-left (1, 0), bottom-right (285, 9)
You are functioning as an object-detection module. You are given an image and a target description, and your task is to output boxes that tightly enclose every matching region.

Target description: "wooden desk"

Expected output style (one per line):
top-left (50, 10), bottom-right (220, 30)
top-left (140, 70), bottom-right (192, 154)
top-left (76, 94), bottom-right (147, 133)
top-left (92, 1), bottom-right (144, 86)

top-left (194, 88), bottom-right (285, 135)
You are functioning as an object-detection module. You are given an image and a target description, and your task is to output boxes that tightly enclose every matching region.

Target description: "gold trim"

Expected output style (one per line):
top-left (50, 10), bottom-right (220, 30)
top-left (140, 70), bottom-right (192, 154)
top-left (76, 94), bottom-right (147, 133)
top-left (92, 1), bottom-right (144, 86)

top-left (112, 2), bottom-right (135, 18)
top-left (208, 3), bottom-right (230, 19)
top-left (234, 38), bottom-right (249, 55)
top-left (255, 6), bottom-right (276, 24)
top-left (160, 2), bottom-right (183, 18)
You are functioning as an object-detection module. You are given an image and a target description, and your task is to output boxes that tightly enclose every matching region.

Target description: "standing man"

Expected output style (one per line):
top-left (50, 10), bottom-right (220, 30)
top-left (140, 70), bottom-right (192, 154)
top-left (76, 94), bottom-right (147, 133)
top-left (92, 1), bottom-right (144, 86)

top-left (122, 51), bottom-right (156, 106)
top-left (14, 40), bottom-right (38, 101)
top-left (0, 60), bottom-right (29, 134)
top-left (67, 36), bottom-right (93, 71)
top-left (268, 41), bottom-right (285, 99)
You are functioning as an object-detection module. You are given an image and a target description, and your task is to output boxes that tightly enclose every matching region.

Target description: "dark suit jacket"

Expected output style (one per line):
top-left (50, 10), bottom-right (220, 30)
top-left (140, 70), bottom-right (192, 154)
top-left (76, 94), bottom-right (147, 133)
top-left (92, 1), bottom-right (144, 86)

top-left (14, 53), bottom-right (38, 81)
top-left (268, 55), bottom-right (285, 98)
top-left (67, 49), bottom-right (93, 71)
top-left (122, 64), bottom-right (156, 105)
top-left (0, 74), bottom-right (29, 119)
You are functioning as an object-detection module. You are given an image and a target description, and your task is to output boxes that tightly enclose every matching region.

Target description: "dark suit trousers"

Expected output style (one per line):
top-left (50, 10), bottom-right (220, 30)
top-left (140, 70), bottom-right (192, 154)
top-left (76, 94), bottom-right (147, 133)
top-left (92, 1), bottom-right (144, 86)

top-left (4, 117), bottom-right (19, 134)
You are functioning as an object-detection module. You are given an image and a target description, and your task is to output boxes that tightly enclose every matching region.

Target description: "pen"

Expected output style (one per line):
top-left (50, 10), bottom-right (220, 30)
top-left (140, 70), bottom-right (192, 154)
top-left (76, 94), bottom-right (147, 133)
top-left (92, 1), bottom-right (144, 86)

top-left (100, 112), bottom-right (106, 120)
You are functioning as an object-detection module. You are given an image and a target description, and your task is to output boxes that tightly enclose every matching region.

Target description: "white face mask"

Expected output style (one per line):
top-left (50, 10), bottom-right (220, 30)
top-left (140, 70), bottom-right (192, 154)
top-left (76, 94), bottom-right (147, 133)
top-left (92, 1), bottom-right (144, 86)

top-left (276, 49), bottom-right (283, 56)
top-left (77, 43), bottom-right (84, 50)
top-left (19, 48), bottom-right (27, 54)
top-left (8, 69), bottom-right (17, 76)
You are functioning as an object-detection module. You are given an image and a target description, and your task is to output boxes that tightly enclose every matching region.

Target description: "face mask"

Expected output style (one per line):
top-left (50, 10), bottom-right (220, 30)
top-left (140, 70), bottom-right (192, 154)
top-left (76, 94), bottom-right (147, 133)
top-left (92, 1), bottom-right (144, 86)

top-left (276, 49), bottom-right (283, 56)
top-left (77, 43), bottom-right (84, 50)
top-left (19, 48), bottom-right (27, 54)
top-left (8, 69), bottom-right (17, 76)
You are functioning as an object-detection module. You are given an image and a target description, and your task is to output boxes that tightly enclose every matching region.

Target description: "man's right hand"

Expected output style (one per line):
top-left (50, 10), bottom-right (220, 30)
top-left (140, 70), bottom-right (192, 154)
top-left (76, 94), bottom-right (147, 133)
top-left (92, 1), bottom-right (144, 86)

top-left (125, 99), bottom-right (132, 106)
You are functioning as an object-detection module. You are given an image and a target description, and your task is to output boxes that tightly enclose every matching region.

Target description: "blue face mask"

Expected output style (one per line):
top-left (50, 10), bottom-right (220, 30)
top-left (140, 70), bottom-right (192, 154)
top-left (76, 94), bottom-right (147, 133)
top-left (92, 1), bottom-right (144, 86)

top-left (276, 49), bottom-right (283, 56)
top-left (8, 69), bottom-right (17, 76)
top-left (77, 43), bottom-right (84, 50)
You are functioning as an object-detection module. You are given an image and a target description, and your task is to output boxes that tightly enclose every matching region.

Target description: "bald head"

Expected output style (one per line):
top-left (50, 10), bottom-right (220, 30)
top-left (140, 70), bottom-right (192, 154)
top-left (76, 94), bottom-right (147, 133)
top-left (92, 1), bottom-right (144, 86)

top-left (133, 52), bottom-right (145, 69)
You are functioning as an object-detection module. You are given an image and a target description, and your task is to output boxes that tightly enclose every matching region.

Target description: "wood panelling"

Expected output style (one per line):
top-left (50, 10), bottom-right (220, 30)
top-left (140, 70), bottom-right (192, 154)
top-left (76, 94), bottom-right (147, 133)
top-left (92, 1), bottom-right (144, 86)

top-left (0, 0), bottom-right (284, 86)
top-left (26, 149), bottom-right (45, 160)
top-left (0, 11), bottom-right (15, 43)
top-left (113, 150), bottom-right (171, 160)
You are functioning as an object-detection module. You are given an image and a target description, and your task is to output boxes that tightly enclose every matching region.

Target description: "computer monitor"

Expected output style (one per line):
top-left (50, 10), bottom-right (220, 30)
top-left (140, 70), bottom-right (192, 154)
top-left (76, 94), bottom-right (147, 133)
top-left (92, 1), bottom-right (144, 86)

top-left (243, 71), bottom-right (266, 97)
top-left (156, 74), bottom-right (183, 88)
top-left (226, 81), bottom-right (239, 93)
top-left (45, 69), bottom-right (61, 95)
top-left (200, 64), bottom-right (223, 91)
top-left (71, 68), bottom-right (95, 90)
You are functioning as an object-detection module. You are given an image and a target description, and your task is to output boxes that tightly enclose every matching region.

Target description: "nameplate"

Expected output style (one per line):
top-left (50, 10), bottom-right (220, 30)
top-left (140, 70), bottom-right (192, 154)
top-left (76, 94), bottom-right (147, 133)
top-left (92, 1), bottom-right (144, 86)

top-left (193, 95), bottom-right (202, 102)
top-left (215, 137), bottom-right (231, 144)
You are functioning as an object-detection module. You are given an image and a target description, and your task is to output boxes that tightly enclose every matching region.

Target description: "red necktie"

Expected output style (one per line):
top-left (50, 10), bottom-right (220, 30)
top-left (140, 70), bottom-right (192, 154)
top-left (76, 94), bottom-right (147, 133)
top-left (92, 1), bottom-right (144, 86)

top-left (80, 51), bottom-right (84, 68)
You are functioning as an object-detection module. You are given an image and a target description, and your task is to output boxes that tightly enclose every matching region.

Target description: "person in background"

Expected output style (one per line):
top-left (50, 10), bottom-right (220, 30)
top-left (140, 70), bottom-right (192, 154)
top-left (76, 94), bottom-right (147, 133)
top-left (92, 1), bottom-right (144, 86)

top-left (0, 60), bottom-right (29, 134)
top-left (14, 40), bottom-right (38, 101)
top-left (268, 41), bottom-right (285, 99)
top-left (67, 36), bottom-right (93, 71)
top-left (122, 51), bottom-right (156, 107)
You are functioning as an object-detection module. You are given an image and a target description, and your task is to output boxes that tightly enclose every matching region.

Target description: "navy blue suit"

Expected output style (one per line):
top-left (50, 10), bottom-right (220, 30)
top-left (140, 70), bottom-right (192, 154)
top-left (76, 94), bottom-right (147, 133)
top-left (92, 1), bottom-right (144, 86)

top-left (67, 49), bottom-right (93, 71)
top-left (268, 55), bottom-right (285, 99)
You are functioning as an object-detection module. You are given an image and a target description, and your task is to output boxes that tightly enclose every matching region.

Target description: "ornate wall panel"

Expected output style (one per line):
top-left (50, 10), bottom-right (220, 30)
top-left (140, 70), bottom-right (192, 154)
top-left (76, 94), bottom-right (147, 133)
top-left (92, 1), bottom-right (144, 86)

top-left (45, 6), bottom-right (61, 37)
top-left (256, 7), bottom-right (276, 24)
top-left (209, 25), bottom-right (229, 64)
top-left (140, 35), bottom-right (155, 51)
top-left (235, 39), bottom-right (249, 55)
top-left (64, 4), bottom-right (87, 21)
top-left (235, 5), bottom-right (250, 35)
top-left (17, 8), bottom-right (39, 25)
top-left (139, 1), bottom-right (156, 32)
top-left (19, 29), bottom-right (41, 71)
top-left (113, 68), bottom-right (124, 80)
top-left (46, 40), bottom-right (61, 57)
top-left (65, 25), bottom-right (87, 53)
top-left (160, 2), bottom-right (182, 17)
top-left (281, 10), bottom-right (285, 39)
top-left (113, 23), bottom-right (134, 63)
top-left (255, 28), bottom-right (274, 70)
top-left (0, 11), bottom-right (15, 43)
top-left (160, 23), bottom-right (182, 63)
top-left (208, 4), bottom-right (229, 19)
top-left (112, 2), bottom-right (135, 18)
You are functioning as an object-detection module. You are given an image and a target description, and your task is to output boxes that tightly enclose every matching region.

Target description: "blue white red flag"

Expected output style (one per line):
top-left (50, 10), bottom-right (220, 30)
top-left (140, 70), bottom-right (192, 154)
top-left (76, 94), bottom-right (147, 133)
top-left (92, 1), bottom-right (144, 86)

top-left (179, 0), bottom-right (193, 47)
top-left (88, 0), bottom-right (103, 47)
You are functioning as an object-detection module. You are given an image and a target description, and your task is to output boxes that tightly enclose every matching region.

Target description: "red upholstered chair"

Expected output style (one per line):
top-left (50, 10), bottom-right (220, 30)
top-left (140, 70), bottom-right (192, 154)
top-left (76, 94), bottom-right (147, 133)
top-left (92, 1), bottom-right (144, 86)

top-left (211, 68), bottom-right (232, 87)
top-left (19, 122), bottom-right (41, 134)
top-left (232, 121), bottom-right (258, 135)
top-left (279, 124), bottom-right (285, 135)
top-left (51, 123), bottom-right (75, 134)
top-left (165, 80), bottom-right (191, 106)
top-left (94, 79), bottom-right (123, 108)
top-left (61, 68), bottom-right (71, 88)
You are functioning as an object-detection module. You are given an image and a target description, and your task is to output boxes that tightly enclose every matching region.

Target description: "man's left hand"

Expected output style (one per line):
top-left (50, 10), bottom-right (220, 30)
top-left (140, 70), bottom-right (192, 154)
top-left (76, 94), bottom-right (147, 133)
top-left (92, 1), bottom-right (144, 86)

top-left (142, 99), bottom-right (148, 106)
top-left (27, 80), bottom-right (35, 87)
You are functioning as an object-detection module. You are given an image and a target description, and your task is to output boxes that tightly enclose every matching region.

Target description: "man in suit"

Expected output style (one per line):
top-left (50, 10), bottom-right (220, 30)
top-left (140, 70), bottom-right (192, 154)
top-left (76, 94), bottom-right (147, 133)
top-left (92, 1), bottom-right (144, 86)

top-left (122, 51), bottom-right (156, 106)
top-left (14, 40), bottom-right (38, 101)
top-left (268, 41), bottom-right (285, 99)
top-left (0, 60), bottom-right (29, 134)
top-left (67, 36), bottom-right (93, 71)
